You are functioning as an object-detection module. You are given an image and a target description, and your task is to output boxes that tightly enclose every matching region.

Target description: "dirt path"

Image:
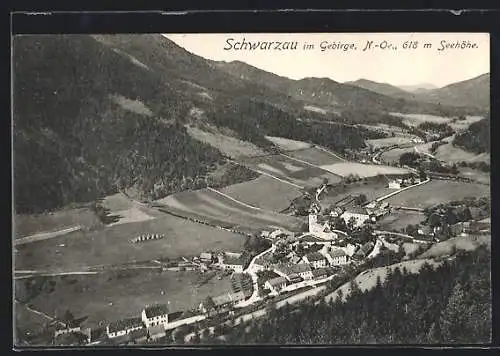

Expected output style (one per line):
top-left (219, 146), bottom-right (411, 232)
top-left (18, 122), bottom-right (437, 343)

top-left (14, 226), bottom-right (82, 246)
top-left (206, 187), bottom-right (262, 211)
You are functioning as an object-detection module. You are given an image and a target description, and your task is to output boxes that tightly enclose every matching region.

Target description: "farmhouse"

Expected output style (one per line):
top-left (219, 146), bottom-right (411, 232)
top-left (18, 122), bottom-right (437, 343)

top-left (388, 180), bottom-right (401, 189)
top-left (353, 242), bottom-right (374, 259)
top-left (273, 263), bottom-right (313, 281)
top-left (141, 304), bottom-right (169, 328)
top-left (54, 320), bottom-right (82, 338)
top-left (106, 317), bottom-right (143, 338)
top-left (128, 328), bottom-right (149, 344)
top-left (264, 276), bottom-right (288, 294)
top-left (213, 291), bottom-right (246, 308)
top-left (328, 249), bottom-right (349, 266)
top-left (341, 207), bottom-right (371, 228)
top-left (308, 214), bottom-right (338, 240)
top-left (303, 252), bottom-right (328, 269)
top-left (312, 267), bottom-right (333, 280)
top-left (220, 255), bottom-right (245, 273)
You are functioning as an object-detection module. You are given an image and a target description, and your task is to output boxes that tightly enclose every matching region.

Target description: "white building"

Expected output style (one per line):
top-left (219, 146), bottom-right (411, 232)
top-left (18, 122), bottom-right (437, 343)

top-left (303, 252), bottom-right (328, 269)
top-left (341, 208), bottom-right (371, 228)
top-left (106, 317), bottom-right (143, 338)
top-left (141, 304), bottom-right (169, 329)
top-left (220, 254), bottom-right (244, 273)
top-left (388, 180), bottom-right (401, 189)
top-left (264, 276), bottom-right (288, 294)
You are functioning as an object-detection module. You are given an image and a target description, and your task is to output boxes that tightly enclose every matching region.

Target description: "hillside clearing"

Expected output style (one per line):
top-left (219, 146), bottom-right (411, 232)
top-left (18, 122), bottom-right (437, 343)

top-left (434, 136), bottom-right (490, 164)
top-left (286, 147), bottom-right (344, 166)
top-left (418, 235), bottom-right (491, 259)
top-left (265, 136), bottom-right (312, 151)
top-left (186, 125), bottom-right (266, 158)
top-left (325, 259), bottom-right (442, 303)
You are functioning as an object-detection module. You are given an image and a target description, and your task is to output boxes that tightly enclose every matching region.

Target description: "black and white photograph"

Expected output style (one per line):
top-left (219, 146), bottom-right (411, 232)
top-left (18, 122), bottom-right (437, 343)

top-left (13, 32), bottom-right (491, 346)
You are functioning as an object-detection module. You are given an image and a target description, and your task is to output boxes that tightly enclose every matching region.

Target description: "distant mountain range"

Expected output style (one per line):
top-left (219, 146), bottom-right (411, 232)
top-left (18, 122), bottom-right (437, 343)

top-left (398, 83), bottom-right (438, 92)
top-left (346, 74), bottom-right (489, 110)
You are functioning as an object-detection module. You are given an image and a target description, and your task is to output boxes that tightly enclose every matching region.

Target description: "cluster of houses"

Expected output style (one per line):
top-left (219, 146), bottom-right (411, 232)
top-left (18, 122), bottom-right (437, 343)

top-left (52, 303), bottom-right (206, 346)
top-left (388, 176), bottom-right (422, 190)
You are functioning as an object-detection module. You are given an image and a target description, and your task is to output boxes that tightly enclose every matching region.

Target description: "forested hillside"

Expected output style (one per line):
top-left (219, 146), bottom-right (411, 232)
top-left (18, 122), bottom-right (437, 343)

top-left (13, 35), bottom-right (223, 213)
top-left (217, 246), bottom-right (491, 344)
top-left (452, 118), bottom-right (491, 154)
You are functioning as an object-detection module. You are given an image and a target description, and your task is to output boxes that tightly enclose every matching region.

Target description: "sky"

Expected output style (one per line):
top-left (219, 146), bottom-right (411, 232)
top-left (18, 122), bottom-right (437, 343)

top-left (164, 33), bottom-right (489, 88)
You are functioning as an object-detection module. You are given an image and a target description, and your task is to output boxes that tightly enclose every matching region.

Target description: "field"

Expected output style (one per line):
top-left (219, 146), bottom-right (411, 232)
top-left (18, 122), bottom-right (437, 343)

top-left (14, 208), bottom-right (102, 239)
top-left (265, 136), bottom-right (312, 151)
top-left (320, 162), bottom-right (410, 178)
top-left (285, 147), bottom-right (345, 166)
top-left (385, 180), bottom-right (490, 208)
top-left (186, 125), bottom-right (266, 158)
top-left (15, 213), bottom-right (246, 272)
top-left (156, 188), bottom-right (305, 232)
top-left (15, 269), bottom-right (234, 330)
top-left (319, 180), bottom-right (393, 209)
top-left (219, 175), bottom-right (302, 212)
top-left (433, 136), bottom-right (490, 164)
top-left (377, 211), bottom-right (426, 231)
top-left (458, 167), bottom-right (490, 185)
top-left (418, 235), bottom-right (491, 259)
top-left (366, 137), bottom-right (414, 150)
top-left (240, 154), bottom-right (343, 188)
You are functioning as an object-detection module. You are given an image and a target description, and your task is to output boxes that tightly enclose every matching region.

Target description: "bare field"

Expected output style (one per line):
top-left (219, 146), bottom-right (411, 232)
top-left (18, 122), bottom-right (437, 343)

top-left (320, 162), bottom-right (410, 178)
top-left (459, 167), bottom-right (490, 184)
top-left (265, 136), bottom-right (312, 151)
top-left (377, 211), bottom-right (426, 231)
top-left (240, 154), bottom-right (342, 188)
top-left (220, 175), bottom-right (302, 212)
top-left (187, 125), bottom-right (266, 158)
top-left (15, 213), bottom-right (246, 272)
top-left (14, 208), bottom-right (102, 239)
top-left (15, 269), bottom-right (233, 330)
top-left (320, 181), bottom-right (393, 209)
top-left (418, 235), bottom-right (491, 259)
top-left (156, 188), bottom-right (304, 232)
top-left (385, 180), bottom-right (490, 208)
top-left (286, 147), bottom-right (344, 166)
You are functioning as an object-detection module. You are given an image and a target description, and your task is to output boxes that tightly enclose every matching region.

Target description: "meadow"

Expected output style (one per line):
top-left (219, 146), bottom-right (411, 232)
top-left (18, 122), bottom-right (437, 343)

top-left (385, 180), bottom-right (490, 208)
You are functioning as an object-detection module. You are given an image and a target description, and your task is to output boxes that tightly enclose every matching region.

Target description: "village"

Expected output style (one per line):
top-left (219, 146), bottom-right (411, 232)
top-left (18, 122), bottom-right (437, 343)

top-left (46, 171), bottom-right (491, 346)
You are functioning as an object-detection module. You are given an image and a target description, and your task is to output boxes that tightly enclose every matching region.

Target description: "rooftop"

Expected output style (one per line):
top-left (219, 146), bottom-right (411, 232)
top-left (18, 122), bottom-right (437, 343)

top-left (344, 207), bottom-right (369, 215)
top-left (144, 304), bottom-right (169, 319)
top-left (329, 249), bottom-right (347, 258)
top-left (267, 276), bottom-right (288, 287)
top-left (212, 291), bottom-right (246, 306)
top-left (108, 317), bottom-right (143, 334)
top-left (305, 251), bottom-right (326, 262)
